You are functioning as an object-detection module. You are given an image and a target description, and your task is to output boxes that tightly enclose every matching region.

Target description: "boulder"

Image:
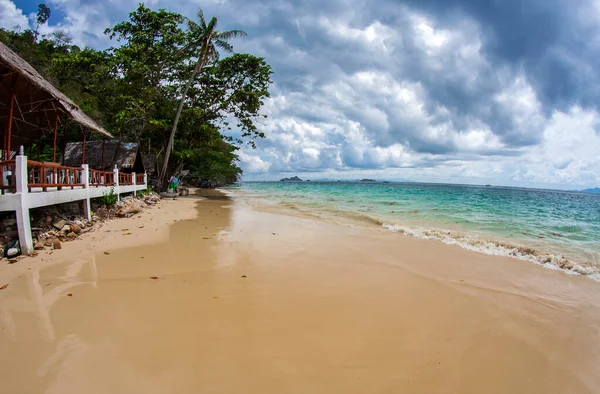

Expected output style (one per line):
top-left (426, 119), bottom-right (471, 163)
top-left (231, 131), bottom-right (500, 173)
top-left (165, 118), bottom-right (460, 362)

top-left (4, 239), bottom-right (20, 258)
top-left (61, 225), bottom-right (71, 233)
top-left (70, 224), bottom-right (82, 234)
top-left (53, 219), bottom-right (67, 230)
top-left (52, 239), bottom-right (62, 250)
top-left (34, 242), bottom-right (45, 250)
top-left (3, 218), bottom-right (16, 227)
top-left (66, 232), bottom-right (77, 239)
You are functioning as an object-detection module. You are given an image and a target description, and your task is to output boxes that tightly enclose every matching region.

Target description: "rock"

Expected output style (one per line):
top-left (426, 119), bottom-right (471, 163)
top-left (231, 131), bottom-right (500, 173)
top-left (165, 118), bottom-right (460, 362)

top-left (3, 218), bottom-right (16, 227)
top-left (70, 224), bottom-right (81, 234)
top-left (52, 239), bottom-right (62, 250)
top-left (61, 225), bottom-right (71, 233)
top-left (116, 205), bottom-right (141, 217)
top-left (34, 242), bottom-right (45, 250)
top-left (66, 232), bottom-right (77, 239)
top-left (3, 239), bottom-right (20, 258)
top-left (6, 247), bottom-right (19, 257)
top-left (53, 219), bottom-right (67, 230)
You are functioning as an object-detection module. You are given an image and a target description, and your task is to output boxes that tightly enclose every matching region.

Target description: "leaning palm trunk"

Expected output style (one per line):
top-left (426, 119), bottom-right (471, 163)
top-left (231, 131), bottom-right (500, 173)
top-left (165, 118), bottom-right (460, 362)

top-left (155, 10), bottom-right (246, 191)
top-left (156, 64), bottom-right (201, 191)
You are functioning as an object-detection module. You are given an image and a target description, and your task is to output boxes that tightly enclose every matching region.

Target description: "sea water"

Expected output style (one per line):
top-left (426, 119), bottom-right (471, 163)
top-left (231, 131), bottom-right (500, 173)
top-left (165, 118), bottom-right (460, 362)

top-left (231, 182), bottom-right (600, 279)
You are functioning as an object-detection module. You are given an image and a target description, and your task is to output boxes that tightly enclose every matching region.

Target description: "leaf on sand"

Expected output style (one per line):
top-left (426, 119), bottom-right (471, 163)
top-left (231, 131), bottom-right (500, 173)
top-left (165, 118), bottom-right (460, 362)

top-left (67, 293), bottom-right (73, 297)
top-left (121, 229), bottom-right (129, 231)
top-left (203, 237), bottom-right (211, 239)
top-left (150, 276), bottom-right (159, 280)
top-left (241, 275), bottom-right (247, 278)
top-left (0, 284), bottom-right (8, 290)
top-left (213, 296), bottom-right (219, 299)
top-left (122, 232), bottom-right (132, 236)
top-left (104, 252), bottom-right (110, 255)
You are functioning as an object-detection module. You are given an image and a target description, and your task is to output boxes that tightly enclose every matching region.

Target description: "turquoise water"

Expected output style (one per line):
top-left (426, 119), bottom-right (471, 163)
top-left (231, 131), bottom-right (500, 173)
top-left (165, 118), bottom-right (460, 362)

top-left (232, 182), bottom-right (600, 278)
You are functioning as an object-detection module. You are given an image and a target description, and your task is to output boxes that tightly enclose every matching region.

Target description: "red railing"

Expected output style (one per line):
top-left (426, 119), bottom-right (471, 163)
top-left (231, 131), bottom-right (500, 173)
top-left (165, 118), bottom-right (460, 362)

top-left (136, 173), bottom-right (145, 185)
top-left (119, 172), bottom-right (133, 185)
top-left (27, 160), bottom-right (83, 191)
top-left (0, 160), bottom-right (16, 194)
top-left (89, 169), bottom-right (115, 186)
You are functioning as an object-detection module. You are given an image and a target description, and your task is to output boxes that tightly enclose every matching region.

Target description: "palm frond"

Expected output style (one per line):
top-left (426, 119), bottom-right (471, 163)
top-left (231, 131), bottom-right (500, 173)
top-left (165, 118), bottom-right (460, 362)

top-left (187, 18), bottom-right (200, 32)
top-left (217, 29), bottom-right (247, 40)
top-left (214, 39), bottom-right (234, 53)
top-left (207, 16), bottom-right (218, 32)
top-left (197, 9), bottom-right (206, 28)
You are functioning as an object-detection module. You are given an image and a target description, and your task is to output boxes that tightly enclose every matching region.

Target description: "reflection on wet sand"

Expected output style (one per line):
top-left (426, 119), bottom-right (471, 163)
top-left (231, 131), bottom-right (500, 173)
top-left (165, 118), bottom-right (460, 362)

top-left (0, 256), bottom-right (98, 341)
top-left (1, 193), bottom-right (600, 394)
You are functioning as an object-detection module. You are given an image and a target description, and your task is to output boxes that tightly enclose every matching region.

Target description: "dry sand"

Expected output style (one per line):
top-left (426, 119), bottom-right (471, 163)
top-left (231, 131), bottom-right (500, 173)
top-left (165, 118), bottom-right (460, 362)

top-left (1, 191), bottom-right (600, 394)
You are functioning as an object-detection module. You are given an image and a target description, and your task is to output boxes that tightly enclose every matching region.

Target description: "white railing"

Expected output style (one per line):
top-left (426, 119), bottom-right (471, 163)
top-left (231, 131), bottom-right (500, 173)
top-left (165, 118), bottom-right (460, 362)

top-left (0, 148), bottom-right (148, 254)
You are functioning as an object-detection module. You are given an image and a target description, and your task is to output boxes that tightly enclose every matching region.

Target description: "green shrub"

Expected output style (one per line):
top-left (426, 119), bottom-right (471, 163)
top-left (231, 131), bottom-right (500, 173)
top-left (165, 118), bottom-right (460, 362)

top-left (136, 187), bottom-right (152, 197)
top-left (101, 188), bottom-right (118, 206)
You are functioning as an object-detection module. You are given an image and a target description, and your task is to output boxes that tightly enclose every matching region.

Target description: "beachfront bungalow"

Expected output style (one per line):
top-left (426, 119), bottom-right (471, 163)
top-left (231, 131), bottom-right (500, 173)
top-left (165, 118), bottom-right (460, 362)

top-left (0, 41), bottom-right (147, 254)
top-left (63, 140), bottom-right (146, 175)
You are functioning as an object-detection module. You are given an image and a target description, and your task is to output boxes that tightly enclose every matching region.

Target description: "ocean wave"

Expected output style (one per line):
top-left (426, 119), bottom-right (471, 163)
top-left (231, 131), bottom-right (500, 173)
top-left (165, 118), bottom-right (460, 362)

top-left (382, 223), bottom-right (600, 280)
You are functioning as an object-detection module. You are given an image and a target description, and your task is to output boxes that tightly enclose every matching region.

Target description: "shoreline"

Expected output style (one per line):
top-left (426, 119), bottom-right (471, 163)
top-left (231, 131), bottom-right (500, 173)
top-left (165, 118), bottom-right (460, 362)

top-left (228, 188), bottom-right (600, 281)
top-left (1, 190), bottom-right (599, 393)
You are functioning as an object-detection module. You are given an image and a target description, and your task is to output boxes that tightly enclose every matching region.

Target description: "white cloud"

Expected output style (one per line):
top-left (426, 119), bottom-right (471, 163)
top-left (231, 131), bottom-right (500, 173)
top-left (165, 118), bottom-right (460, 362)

top-left (3, 0), bottom-right (599, 189)
top-left (0, 0), bottom-right (28, 31)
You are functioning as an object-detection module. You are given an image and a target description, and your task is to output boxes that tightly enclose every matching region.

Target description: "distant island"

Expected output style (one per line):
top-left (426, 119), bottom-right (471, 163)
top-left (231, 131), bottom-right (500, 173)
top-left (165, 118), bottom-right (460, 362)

top-left (280, 176), bottom-right (303, 182)
top-left (581, 188), bottom-right (600, 194)
top-left (360, 179), bottom-right (376, 182)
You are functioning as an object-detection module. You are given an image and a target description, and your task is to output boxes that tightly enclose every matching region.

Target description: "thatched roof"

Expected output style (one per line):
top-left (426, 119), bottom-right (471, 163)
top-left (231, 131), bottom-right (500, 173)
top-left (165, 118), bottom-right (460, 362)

top-left (0, 41), bottom-right (112, 146)
top-left (63, 140), bottom-right (145, 173)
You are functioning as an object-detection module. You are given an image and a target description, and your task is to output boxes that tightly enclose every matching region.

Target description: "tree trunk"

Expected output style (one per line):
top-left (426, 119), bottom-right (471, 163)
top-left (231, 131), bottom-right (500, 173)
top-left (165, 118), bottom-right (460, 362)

top-left (156, 37), bottom-right (211, 191)
top-left (155, 69), bottom-right (198, 191)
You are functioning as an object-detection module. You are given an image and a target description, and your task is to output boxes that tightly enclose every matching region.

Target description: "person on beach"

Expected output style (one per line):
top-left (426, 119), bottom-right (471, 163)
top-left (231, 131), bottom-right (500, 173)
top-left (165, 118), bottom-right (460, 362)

top-left (168, 176), bottom-right (179, 193)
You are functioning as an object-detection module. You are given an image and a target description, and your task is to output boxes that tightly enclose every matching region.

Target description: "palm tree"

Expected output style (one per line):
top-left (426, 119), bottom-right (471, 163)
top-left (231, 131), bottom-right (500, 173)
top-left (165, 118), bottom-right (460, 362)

top-left (157, 9), bottom-right (247, 191)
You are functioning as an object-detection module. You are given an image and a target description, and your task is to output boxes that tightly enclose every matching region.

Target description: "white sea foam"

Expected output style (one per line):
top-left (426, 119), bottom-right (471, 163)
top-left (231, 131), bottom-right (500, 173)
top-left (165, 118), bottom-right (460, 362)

top-left (382, 223), bottom-right (600, 280)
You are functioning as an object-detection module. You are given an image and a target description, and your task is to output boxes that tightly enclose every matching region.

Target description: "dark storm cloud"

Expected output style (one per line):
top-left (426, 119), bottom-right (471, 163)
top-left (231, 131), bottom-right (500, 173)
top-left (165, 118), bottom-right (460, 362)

top-left (404, 0), bottom-right (600, 108)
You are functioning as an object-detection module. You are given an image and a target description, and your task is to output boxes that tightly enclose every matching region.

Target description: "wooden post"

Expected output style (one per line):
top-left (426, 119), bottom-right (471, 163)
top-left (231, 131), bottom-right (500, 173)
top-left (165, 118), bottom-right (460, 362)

top-left (81, 131), bottom-right (86, 164)
top-left (5, 75), bottom-right (18, 160)
top-left (52, 113), bottom-right (59, 163)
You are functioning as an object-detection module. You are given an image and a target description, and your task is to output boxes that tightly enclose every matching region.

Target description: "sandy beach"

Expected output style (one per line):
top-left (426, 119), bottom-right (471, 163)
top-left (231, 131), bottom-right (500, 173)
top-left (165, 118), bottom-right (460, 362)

top-left (1, 191), bottom-right (600, 393)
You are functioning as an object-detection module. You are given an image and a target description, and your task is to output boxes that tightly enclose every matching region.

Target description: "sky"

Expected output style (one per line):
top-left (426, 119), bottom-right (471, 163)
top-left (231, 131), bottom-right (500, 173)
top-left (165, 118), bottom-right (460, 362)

top-left (2, 0), bottom-right (600, 189)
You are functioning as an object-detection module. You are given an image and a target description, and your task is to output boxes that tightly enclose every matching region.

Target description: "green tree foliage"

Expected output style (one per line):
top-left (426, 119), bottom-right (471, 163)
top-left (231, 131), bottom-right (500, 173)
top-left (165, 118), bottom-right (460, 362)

top-left (0, 3), bottom-right (272, 188)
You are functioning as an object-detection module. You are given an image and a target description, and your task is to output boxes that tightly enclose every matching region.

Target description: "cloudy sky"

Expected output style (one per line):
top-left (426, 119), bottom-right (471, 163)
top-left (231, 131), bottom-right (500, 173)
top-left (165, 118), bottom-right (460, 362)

top-left (2, 0), bottom-right (600, 189)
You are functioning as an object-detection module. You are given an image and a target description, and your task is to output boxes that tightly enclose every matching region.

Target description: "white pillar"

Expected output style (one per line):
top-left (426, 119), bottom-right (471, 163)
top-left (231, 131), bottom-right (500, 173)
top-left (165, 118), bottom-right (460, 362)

top-left (132, 172), bottom-right (136, 196)
top-left (113, 165), bottom-right (120, 200)
top-left (15, 150), bottom-right (33, 255)
top-left (144, 172), bottom-right (147, 188)
top-left (81, 164), bottom-right (91, 221)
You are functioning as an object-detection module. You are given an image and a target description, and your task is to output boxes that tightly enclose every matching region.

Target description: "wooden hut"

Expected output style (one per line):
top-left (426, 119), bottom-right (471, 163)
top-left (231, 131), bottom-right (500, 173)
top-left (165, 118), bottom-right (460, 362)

top-left (0, 41), bottom-right (148, 255)
top-left (0, 41), bottom-right (112, 161)
top-left (62, 140), bottom-right (145, 174)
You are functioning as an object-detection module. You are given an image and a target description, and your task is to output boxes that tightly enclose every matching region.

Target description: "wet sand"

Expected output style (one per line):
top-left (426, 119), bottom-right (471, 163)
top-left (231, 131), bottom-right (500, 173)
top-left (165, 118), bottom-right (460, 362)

top-left (1, 192), bottom-right (600, 393)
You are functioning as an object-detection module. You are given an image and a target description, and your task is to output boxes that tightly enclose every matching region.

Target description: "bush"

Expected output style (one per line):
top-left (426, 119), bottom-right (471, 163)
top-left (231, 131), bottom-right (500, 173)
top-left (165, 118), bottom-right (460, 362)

top-left (101, 188), bottom-right (118, 206)
top-left (136, 187), bottom-right (152, 197)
